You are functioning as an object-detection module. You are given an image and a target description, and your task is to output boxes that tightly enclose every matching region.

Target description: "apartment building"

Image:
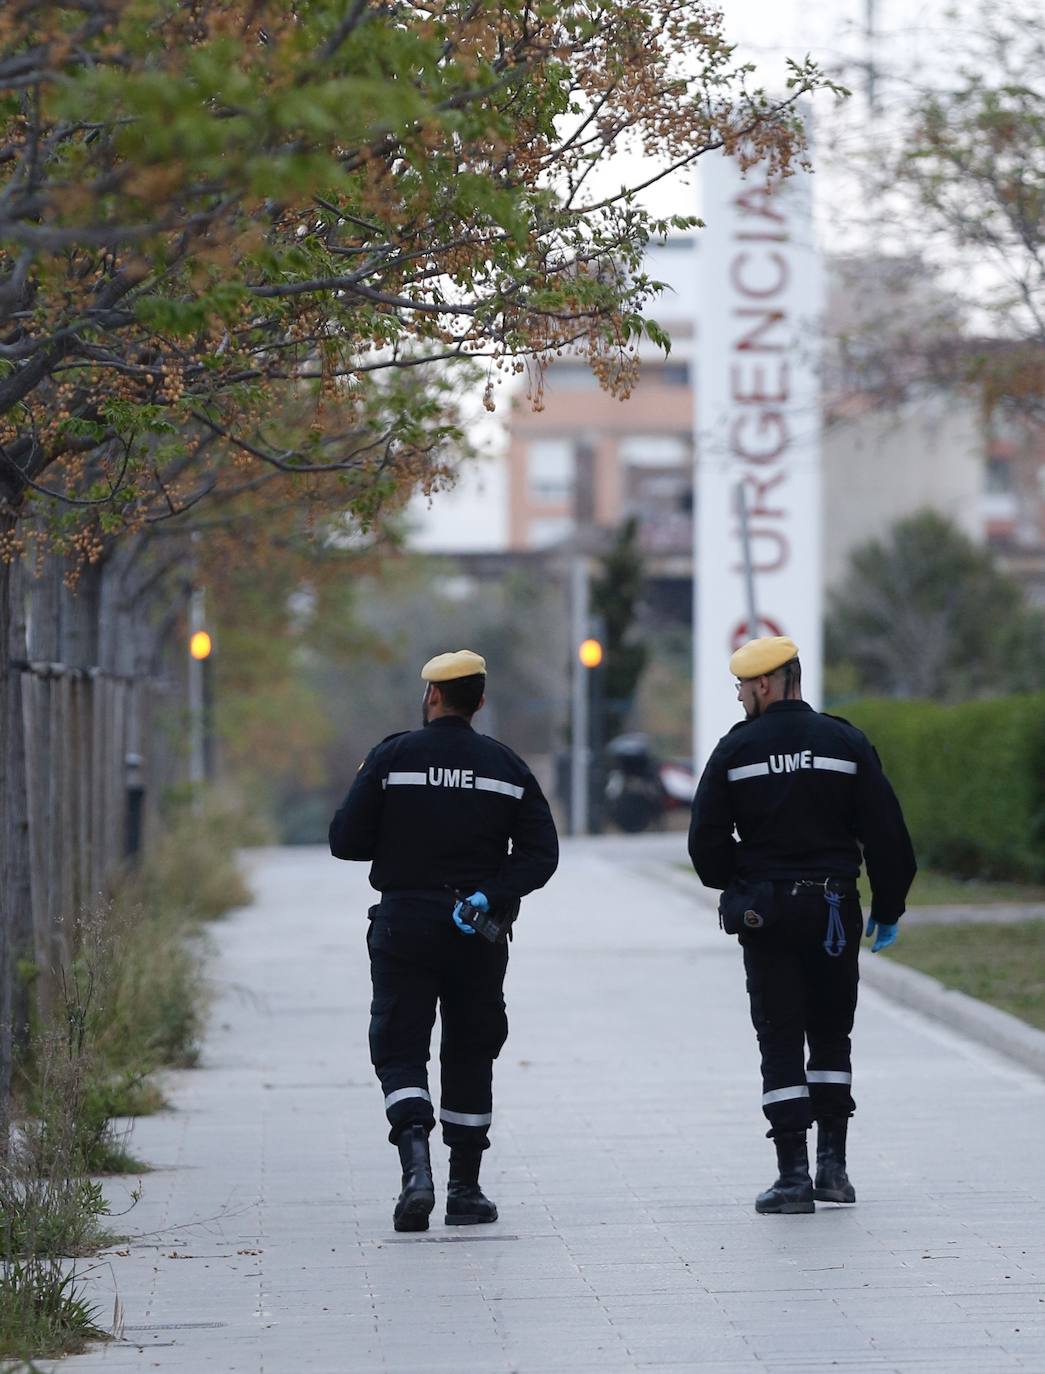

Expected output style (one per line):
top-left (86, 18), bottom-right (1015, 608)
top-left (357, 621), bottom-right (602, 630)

top-left (503, 244), bottom-right (1044, 600)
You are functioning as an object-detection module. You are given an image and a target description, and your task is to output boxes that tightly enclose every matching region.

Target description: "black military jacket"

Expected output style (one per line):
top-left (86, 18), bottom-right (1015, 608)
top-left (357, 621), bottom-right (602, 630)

top-left (329, 715), bottom-right (559, 911)
top-left (688, 700), bottom-right (916, 922)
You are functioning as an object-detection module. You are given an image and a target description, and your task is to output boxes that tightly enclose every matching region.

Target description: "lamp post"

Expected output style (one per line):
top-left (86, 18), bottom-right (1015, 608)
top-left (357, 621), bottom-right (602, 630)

top-left (583, 626), bottom-right (606, 835)
top-left (188, 590), bottom-right (211, 795)
top-left (569, 558), bottom-right (591, 835)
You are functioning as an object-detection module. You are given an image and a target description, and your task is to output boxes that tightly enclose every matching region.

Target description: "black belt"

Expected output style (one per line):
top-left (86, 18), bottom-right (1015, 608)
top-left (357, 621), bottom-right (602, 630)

top-left (773, 877), bottom-right (858, 895)
top-left (380, 888), bottom-right (452, 905)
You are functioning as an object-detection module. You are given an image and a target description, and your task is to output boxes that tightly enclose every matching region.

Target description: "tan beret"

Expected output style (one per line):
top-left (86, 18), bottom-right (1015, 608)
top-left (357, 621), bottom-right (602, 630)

top-left (729, 635), bottom-right (799, 680)
top-left (420, 649), bottom-right (487, 683)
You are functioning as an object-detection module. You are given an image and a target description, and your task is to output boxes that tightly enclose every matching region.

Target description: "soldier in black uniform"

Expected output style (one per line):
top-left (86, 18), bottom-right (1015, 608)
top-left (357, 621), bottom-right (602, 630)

top-left (689, 636), bottom-right (916, 1215)
top-left (329, 649), bottom-right (559, 1233)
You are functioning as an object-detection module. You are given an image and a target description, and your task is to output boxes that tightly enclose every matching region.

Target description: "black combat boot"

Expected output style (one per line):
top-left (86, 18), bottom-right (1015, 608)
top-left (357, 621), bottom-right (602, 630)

top-left (393, 1124), bottom-right (435, 1233)
top-left (445, 1148), bottom-right (498, 1226)
top-left (755, 1131), bottom-right (815, 1214)
top-left (814, 1117), bottom-right (856, 1203)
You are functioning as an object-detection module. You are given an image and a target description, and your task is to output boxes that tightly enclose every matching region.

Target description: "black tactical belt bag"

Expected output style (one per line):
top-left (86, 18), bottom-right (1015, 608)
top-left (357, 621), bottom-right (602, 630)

top-left (719, 878), bottom-right (777, 935)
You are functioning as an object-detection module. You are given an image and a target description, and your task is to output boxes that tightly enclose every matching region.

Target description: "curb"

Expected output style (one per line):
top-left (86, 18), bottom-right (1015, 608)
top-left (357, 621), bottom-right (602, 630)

top-left (641, 857), bottom-right (1045, 1081)
top-left (860, 955), bottom-right (1045, 1080)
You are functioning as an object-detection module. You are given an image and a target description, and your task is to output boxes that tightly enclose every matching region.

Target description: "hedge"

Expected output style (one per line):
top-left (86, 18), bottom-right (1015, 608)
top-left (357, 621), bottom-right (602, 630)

top-left (841, 693), bottom-right (1045, 883)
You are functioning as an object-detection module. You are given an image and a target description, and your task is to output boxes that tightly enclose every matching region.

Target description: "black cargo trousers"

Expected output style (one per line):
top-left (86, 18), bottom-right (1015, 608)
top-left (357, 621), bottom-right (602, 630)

top-left (740, 882), bottom-right (864, 1136)
top-left (367, 896), bottom-right (509, 1151)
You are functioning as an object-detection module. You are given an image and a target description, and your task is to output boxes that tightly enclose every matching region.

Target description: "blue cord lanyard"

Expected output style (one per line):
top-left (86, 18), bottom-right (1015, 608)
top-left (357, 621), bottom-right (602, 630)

top-left (823, 889), bottom-right (846, 958)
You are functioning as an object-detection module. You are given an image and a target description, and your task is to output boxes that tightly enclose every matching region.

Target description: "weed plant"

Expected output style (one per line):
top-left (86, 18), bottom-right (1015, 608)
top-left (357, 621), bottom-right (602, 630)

top-left (0, 1261), bottom-right (103, 1360)
top-left (136, 788), bottom-right (262, 925)
top-left (2, 789), bottom-right (257, 1360)
top-left (1, 1021), bottom-right (111, 1360)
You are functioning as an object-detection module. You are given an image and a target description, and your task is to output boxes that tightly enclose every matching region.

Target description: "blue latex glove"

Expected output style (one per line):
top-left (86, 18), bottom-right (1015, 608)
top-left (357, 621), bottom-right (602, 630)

top-left (452, 890), bottom-right (488, 936)
top-left (865, 916), bottom-right (899, 953)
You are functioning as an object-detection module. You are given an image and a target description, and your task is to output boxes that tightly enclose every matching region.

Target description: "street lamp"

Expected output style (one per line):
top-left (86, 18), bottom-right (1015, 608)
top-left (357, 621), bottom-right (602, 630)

top-left (190, 630), bottom-right (212, 661)
top-left (578, 637), bottom-right (603, 669)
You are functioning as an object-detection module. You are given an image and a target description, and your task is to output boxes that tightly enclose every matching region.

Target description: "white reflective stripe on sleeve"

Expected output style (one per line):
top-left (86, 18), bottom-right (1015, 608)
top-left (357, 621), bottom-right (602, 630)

top-left (440, 1108), bottom-right (493, 1127)
top-left (813, 756), bottom-right (857, 775)
top-left (806, 1070), bottom-right (852, 1085)
top-left (727, 762), bottom-right (770, 782)
top-left (384, 1087), bottom-right (432, 1108)
top-left (386, 772), bottom-right (428, 787)
top-left (474, 776), bottom-right (525, 800)
top-left (762, 1085), bottom-right (811, 1106)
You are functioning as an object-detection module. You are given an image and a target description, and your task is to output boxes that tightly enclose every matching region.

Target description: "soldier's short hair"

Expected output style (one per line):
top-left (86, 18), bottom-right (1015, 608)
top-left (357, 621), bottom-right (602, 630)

top-left (774, 656), bottom-right (802, 696)
top-left (436, 673), bottom-right (486, 716)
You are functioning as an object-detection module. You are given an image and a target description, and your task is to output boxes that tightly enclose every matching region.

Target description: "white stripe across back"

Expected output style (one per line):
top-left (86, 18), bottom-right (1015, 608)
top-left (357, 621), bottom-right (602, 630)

top-left (813, 757), bottom-right (857, 774)
top-left (385, 771), bottom-right (427, 787)
top-left (474, 776), bottom-right (525, 800)
top-left (727, 762), bottom-right (770, 782)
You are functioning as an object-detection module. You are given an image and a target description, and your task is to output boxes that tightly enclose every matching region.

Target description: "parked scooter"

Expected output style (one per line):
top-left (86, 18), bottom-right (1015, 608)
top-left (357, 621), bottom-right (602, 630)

top-left (603, 733), bottom-right (697, 833)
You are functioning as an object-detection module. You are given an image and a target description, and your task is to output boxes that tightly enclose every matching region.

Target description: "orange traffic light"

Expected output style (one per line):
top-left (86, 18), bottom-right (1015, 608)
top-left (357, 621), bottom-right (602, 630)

top-left (189, 630), bottom-right (213, 661)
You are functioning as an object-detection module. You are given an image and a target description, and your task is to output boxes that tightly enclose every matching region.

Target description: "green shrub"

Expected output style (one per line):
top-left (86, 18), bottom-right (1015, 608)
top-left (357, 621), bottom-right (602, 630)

top-left (843, 693), bottom-right (1045, 882)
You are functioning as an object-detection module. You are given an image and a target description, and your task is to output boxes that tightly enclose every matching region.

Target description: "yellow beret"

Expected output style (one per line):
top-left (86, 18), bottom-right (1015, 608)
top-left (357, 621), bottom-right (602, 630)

top-left (729, 636), bottom-right (799, 680)
top-left (420, 649), bottom-right (487, 683)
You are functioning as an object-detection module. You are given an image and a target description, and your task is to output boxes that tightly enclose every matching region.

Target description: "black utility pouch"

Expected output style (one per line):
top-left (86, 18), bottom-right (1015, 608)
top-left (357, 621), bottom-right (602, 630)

top-left (719, 879), bottom-right (777, 935)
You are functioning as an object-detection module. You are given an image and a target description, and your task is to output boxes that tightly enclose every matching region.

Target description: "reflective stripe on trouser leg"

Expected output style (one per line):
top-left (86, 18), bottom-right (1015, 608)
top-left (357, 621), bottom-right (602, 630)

top-left (806, 1064), bottom-right (856, 1120)
top-left (381, 1083), bottom-right (436, 1142)
top-left (440, 1108), bottom-right (493, 1128)
top-left (439, 1101), bottom-right (494, 1150)
top-left (762, 1085), bottom-right (811, 1106)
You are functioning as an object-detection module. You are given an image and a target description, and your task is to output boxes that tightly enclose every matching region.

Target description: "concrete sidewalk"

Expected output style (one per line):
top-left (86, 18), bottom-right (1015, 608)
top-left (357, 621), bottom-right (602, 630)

top-left (52, 838), bottom-right (1045, 1373)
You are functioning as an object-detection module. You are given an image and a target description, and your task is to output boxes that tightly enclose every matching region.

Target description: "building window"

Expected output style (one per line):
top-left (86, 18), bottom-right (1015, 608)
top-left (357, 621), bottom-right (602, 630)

top-left (542, 362), bottom-right (602, 391)
top-left (529, 516), bottom-right (576, 549)
top-left (527, 438), bottom-right (575, 503)
top-left (985, 456), bottom-right (1014, 494)
top-left (640, 362), bottom-right (690, 387)
top-left (618, 434), bottom-right (691, 468)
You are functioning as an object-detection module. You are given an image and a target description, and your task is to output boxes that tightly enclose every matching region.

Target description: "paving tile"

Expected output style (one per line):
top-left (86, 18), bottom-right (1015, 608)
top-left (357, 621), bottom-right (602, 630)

top-left (40, 837), bottom-right (1045, 1374)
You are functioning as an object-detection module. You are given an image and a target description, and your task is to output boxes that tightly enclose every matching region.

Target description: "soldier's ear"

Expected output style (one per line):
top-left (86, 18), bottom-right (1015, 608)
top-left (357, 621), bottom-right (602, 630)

top-left (476, 694), bottom-right (486, 714)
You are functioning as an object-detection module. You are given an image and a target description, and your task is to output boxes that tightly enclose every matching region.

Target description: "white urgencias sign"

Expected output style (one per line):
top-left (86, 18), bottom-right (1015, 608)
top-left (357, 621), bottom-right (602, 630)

top-left (693, 148), bottom-right (823, 771)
